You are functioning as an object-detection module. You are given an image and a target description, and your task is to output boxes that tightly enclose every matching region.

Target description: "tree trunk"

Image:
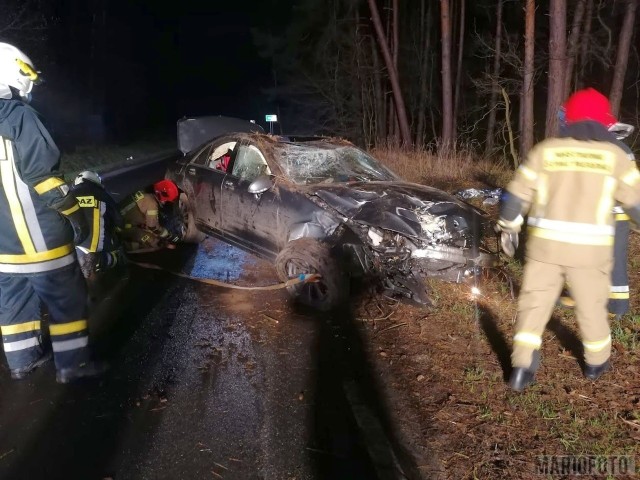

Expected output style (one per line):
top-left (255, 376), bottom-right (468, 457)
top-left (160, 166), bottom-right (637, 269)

top-left (452, 0), bottom-right (465, 139)
top-left (371, 33), bottom-right (385, 145)
top-left (545, 0), bottom-right (567, 138)
top-left (392, 0), bottom-right (399, 141)
top-left (417, 0), bottom-right (433, 147)
top-left (564, 0), bottom-right (586, 98)
top-left (484, 0), bottom-right (503, 155)
top-left (609, 0), bottom-right (638, 116)
top-left (367, 0), bottom-right (412, 145)
top-left (439, 0), bottom-right (454, 149)
top-left (521, 0), bottom-right (536, 156)
top-left (578, 0), bottom-right (593, 87)
top-left (385, 0), bottom-right (395, 141)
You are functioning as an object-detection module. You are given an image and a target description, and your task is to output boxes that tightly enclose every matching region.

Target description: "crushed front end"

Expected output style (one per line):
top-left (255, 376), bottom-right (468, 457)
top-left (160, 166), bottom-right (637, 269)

top-left (312, 182), bottom-right (499, 305)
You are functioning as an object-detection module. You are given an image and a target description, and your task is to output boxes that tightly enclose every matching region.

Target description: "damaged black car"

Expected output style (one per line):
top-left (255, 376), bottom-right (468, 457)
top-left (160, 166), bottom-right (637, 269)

top-left (167, 116), bottom-right (499, 311)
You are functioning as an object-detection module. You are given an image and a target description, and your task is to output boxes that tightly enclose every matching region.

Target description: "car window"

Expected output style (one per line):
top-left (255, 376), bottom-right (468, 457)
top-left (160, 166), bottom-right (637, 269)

top-left (206, 141), bottom-right (237, 172)
top-left (230, 145), bottom-right (271, 182)
top-left (192, 145), bottom-right (214, 166)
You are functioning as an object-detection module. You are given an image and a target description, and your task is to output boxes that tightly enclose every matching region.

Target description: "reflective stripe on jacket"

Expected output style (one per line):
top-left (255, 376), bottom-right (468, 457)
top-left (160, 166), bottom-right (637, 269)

top-left (71, 181), bottom-right (122, 253)
top-left (506, 126), bottom-right (640, 267)
top-left (0, 100), bottom-right (75, 273)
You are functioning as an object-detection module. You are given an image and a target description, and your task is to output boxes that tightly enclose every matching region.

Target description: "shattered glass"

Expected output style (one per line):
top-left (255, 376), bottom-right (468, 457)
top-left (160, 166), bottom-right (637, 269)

top-left (275, 144), bottom-right (399, 184)
top-left (455, 187), bottom-right (503, 205)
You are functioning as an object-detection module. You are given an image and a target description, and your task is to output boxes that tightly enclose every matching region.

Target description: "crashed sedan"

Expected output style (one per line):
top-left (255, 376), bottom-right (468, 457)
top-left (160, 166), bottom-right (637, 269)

top-left (167, 116), bottom-right (498, 311)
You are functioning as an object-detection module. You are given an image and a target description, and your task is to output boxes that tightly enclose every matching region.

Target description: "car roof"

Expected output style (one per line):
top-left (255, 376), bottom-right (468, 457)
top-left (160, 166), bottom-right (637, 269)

top-left (177, 116), bottom-right (264, 155)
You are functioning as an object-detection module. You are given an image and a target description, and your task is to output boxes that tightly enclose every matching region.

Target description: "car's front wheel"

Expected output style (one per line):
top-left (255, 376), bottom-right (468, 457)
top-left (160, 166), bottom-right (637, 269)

top-left (275, 238), bottom-right (348, 311)
top-left (179, 193), bottom-right (206, 244)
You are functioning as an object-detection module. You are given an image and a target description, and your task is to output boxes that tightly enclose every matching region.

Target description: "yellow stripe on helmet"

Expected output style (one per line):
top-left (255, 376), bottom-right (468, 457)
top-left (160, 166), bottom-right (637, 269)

top-left (15, 58), bottom-right (39, 82)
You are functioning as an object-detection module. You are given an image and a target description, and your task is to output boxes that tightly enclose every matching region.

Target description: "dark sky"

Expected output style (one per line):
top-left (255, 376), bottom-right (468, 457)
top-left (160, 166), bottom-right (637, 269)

top-left (31, 0), bottom-right (290, 145)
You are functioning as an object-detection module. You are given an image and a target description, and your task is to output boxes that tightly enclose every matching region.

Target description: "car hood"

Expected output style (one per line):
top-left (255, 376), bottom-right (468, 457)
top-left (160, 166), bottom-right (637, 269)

top-left (311, 181), bottom-right (490, 239)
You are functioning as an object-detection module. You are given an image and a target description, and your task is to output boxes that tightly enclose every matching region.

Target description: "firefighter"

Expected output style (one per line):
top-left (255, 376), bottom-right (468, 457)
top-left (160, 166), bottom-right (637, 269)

top-left (0, 42), bottom-right (106, 383)
top-left (557, 111), bottom-right (636, 319)
top-left (497, 88), bottom-right (640, 391)
top-left (70, 170), bottom-right (126, 292)
top-left (118, 179), bottom-right (183, 251)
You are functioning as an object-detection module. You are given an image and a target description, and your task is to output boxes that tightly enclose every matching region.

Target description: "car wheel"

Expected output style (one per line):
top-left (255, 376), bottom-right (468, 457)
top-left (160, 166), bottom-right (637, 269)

top-left (179, 193), bottom-right (206, 243)
top-left (275, 238), bottom-right (348, 311)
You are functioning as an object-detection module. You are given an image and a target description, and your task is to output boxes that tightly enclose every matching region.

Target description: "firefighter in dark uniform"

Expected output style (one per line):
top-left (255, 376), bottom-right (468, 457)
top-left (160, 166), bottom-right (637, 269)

top-left (118, 179), bottom-right (183, 251)
top-left (0, 42), bottom-right (106, 383)
top-left (607, 136), bottom-right (637, 317)
top-left (70, 170), bottom-right (126, 295)
top-left (497, 88), bottom-right (640, 391)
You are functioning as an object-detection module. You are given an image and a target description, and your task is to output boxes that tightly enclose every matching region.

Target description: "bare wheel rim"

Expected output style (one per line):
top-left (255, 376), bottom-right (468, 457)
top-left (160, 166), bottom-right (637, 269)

top-left (285, 259), bottom-right (329, 303)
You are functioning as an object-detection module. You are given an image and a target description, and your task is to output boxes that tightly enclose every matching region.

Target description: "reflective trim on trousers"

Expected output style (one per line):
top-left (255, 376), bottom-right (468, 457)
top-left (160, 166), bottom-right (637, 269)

top-left (583, 335), bottom-right (612, 353)
top-left (52, 336), bottom-right (89, 353)
top-left (3, 336), bottom-right (40, 352)
top-left (513, 332), bottom-right (542, 348)
top-left (49, 320), bottom-right (87, 336)
top-left (1, 320), bottom-right (41, 335)
top-left (610, 293), bottom-right (629, 300)
top-left (610, 285), bottom-right (629, 293)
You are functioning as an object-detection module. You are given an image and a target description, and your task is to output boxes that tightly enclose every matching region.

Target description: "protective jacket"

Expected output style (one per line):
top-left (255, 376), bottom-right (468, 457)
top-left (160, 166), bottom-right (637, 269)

top-left (0, 99), bottom-right (78, 274)
top-left (119, 190), bottom-right (169, 238)
top-left (503, 121), bottom-right (640, 267)
top-left (71, 180), bottom-right (122, 254)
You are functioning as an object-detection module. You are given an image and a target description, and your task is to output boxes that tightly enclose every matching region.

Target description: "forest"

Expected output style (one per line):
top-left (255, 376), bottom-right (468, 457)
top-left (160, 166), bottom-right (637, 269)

top-left (0, 0), bottom-right (638, 161)
top-left (256, 0), bottom-right (639, 163)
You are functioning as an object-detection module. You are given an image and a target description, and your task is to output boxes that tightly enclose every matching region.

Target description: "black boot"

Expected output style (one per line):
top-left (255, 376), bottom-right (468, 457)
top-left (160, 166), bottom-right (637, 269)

top-left (10, 351), bottom-right (53, 380)
top-left (583, 360), bottom-right (610, 380)
top-left (56, 361), bottom-right (109, 384)
top-left (509, 368), bottom-right (536, 392)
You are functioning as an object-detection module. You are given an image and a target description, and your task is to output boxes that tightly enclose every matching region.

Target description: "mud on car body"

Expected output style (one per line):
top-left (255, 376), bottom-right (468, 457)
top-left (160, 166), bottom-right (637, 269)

top-left (167, 116), bottom-right (499, 311)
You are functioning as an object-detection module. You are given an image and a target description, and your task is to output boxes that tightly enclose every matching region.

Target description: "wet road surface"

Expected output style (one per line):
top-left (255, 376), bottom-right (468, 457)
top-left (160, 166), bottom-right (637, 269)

top-left (0, 238), bottom-right (402, 480)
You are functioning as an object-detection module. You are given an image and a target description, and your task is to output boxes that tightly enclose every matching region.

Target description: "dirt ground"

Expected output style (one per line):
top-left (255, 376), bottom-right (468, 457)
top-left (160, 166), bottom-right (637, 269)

top-left (352, 200), bottom-right (640, 479)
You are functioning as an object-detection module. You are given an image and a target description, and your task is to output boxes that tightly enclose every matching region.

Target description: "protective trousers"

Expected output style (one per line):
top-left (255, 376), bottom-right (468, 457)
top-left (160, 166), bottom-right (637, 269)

top-left (0, 263), bottom-right (91, 371)
top-left (609, 216), bottom-right (630, 316)
top-left (512, 258), bottom-right (612, 369)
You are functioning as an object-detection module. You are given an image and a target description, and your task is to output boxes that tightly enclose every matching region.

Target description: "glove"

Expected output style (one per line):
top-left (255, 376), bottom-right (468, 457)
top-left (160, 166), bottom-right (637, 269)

top-left (51, 194), bottom-right (90, 244)
top-left (168, 224), bottom-right (186, 244)
top-left (495, 215), bottom-right (523, 258)
top-left (95, 249), bottom-right (125, 273)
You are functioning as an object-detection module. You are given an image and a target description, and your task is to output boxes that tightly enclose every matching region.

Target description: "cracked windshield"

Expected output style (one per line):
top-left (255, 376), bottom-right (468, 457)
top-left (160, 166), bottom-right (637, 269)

top-left (276, 143), bottom-right (399, 184)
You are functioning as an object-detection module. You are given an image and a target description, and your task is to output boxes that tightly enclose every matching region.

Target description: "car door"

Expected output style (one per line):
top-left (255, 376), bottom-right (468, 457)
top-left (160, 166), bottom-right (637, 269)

top-left (219, 142), bottom-right (282, 260)
top-left (182, 138), bottom-right (238, 236)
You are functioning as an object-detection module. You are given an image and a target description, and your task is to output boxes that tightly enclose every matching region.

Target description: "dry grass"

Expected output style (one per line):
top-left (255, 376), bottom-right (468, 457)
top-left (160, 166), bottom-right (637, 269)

top-left (371, 144), bottom-right (513, 191)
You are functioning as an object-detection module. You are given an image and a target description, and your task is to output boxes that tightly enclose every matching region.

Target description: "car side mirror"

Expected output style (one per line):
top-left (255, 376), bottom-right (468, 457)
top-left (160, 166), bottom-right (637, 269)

top-left (248, 175), bottom-right (274, 195)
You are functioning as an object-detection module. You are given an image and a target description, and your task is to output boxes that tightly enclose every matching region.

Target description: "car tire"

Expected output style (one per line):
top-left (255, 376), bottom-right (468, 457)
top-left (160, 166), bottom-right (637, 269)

top-left (275, 238), bottom-right (348, 311)
top-left (179, 193), bottom-right (206, 244)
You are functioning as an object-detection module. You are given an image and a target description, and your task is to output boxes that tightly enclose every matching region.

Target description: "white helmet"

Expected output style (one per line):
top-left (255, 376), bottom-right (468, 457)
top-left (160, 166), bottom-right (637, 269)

top-left (0, 42), bottom-right (41, 100)
top-left (74, 171), bottom-right (102, 186)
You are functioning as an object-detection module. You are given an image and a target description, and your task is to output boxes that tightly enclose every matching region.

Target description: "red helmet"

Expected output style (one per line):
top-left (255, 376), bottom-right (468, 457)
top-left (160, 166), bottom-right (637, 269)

top-left (153, 179), bottom-right (179, 203)
top-left (563, 88), bottom-right (616, 128)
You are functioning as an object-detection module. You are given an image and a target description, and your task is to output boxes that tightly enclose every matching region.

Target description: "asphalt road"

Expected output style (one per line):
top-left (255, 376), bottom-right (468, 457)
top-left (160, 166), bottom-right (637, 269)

top-left (0, 238), bottom-right (402, 480)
